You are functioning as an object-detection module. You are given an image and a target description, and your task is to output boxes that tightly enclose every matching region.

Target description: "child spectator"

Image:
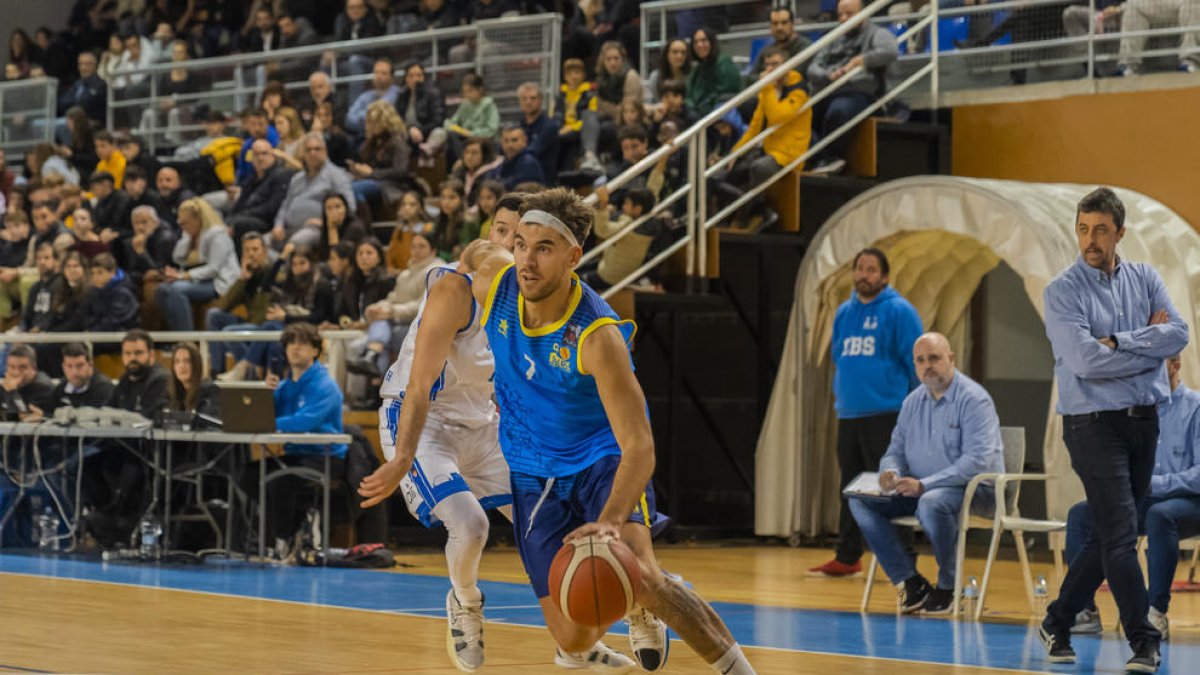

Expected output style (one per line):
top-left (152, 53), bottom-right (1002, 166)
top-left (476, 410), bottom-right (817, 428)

top-left (470, 179), bottom-right (504, 240)
top-left (431, 73), bottom-right (500, 156)
top-left (83, 252), bottom-right (140, 333)
top-left (585, 186), bottom-right (660, 290)
top-left (556, 58), bottom-right (602, 173)
top-left (431, 179), bottom-right (474, 261)
top-left (385, 190), bottom-right (435, 273)
top-left (70, 207), bottom-right (112, 261)
top-left (93, 130), bottom-right (127, 189)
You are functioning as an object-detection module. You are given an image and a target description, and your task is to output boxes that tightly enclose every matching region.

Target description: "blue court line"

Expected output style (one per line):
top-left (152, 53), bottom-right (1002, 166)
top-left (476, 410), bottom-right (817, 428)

top-left (1, 552), bottom-right (1197, 674)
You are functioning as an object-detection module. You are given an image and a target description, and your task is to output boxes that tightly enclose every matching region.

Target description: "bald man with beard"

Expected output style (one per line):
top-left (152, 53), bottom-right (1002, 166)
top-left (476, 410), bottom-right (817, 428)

top-left (848, 332), bottom-right (1005, 615)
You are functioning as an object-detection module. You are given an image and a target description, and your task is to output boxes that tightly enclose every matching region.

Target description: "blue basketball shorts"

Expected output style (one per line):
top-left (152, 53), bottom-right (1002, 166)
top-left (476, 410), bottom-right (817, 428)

top-left (511, 453), bottom-right (657, 598)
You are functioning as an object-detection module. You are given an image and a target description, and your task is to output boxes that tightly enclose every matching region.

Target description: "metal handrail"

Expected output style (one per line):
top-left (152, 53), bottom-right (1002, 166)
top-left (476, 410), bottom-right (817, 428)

top-left (0, 77), bottom-right (58, 156)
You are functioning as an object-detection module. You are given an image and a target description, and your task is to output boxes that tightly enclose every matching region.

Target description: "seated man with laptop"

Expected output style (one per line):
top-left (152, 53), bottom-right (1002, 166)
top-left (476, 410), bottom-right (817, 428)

top-left (229, 322), bottom-right (347, 545)
top-left (848, 332), bottom-right (1005, 614)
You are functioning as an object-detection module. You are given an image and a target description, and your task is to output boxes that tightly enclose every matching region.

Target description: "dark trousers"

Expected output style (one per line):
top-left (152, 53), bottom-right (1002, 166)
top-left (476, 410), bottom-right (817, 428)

top-left (1048, 411), bottom-right (1161, 647)
top-left (836, 413), bottom-right (913, 564)
top-left (812, 90), bottom-right (876, 161)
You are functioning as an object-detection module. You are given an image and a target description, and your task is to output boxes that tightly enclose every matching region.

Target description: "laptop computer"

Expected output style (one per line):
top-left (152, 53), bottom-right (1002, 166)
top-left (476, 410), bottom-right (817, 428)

top-left (215, 382), bottom-right (277, 433)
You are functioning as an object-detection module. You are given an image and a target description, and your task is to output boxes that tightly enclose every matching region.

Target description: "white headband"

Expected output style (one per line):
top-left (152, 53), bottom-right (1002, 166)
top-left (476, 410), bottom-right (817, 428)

top-left (521, 209), bottom-right (580, 248)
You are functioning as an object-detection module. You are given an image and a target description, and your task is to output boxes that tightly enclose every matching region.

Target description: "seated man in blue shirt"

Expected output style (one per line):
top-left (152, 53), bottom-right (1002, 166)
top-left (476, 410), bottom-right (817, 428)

top-left (850, 332), bottom-right (1005, 614)
top-left (1063, 354), bottom-right (1200, 640)
top-left (261, 322), bottom-right (347, 544)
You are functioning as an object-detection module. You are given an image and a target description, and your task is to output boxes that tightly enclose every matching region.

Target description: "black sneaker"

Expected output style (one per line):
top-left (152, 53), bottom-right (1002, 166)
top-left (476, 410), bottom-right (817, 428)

top-left (922, 587), bottom-right (955, 615)
top-left (1125, 641), bottom-right (1161, 673)
top-left (1039, 622), bottom-right (1077, 664)
top-left (900, 575), bottom-right (932, 614)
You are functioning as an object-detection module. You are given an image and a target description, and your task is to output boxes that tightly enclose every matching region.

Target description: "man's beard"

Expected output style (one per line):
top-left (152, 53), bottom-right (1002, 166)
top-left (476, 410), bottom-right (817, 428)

top-left (124, 361), bottom-right (147, 378)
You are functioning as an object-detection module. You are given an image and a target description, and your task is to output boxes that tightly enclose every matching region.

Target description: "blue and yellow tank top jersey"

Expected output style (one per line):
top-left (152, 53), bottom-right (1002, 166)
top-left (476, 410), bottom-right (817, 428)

top-left (482, 264), bottom-right (637, 478)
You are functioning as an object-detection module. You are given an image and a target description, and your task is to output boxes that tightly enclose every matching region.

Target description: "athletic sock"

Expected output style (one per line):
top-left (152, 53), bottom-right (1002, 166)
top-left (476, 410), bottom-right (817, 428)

top-left (711, 643), bottom-right (754, 674)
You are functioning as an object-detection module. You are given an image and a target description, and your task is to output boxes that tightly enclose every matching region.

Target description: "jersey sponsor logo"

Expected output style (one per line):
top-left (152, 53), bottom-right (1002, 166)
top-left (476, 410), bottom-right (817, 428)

top-left (841, 336), bottom-right (876, 357)
top-left (548, 343), bottom-right (572, 372)
top-left (498, 319), bottom-right (509, 337)
top-left (563, 322), bottom-right (582, 347)
top-left (523, 354), bottom-right (537, 380)
top-left (863, 316), bottom-right (878, 330)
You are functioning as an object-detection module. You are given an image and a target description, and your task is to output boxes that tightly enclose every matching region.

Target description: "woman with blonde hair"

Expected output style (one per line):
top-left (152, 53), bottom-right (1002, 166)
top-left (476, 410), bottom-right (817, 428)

top-left (273, 105), bottom-right (306, 170)
top-left (349, 98), bottom-right (416, 220)
top-left (155, 197), bottom-right (241, 330)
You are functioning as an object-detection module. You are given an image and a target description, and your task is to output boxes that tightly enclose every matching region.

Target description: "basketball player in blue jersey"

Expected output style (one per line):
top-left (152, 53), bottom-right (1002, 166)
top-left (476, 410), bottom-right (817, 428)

top-left (467, 188), bottom-right (756, 675)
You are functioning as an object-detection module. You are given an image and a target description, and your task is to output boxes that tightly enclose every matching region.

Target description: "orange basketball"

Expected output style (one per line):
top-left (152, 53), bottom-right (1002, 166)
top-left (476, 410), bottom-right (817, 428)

top-left (548, 535), bottom-right (642, 627)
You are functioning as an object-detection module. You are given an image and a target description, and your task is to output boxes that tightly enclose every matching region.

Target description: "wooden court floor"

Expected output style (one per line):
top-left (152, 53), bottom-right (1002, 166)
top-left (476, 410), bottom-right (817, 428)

top-left (1, 545), bottom-right (1199, 674)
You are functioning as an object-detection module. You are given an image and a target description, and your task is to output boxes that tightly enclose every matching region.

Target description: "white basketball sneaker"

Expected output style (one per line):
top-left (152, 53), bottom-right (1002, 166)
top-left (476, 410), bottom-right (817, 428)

top-left (554, 642), bottom-right (638, 673)
top-left (625, 605), bottom-right (669, 671)
top-left (446, 589), bottom-right (486, 672)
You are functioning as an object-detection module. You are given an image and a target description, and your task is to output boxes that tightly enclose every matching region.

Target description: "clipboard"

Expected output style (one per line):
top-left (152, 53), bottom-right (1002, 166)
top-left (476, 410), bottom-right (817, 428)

top-left (842, 471), bottom-right (898, 502)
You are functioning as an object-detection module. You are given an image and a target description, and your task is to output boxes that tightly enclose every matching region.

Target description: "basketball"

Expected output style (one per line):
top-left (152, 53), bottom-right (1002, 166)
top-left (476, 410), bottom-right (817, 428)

top-left (548, 535), bottom-right (642, 627)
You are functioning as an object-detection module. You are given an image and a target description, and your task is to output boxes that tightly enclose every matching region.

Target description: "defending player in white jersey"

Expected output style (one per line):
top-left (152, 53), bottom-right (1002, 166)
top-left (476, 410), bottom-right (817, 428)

top-left (359, 198), bottom-right (520, 672)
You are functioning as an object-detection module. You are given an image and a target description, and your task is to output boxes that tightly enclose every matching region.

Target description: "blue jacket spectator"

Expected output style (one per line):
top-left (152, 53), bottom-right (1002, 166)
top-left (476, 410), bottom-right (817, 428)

top-left (489, 125), bottom-right (545, 190)
top-left (58, 52), bottom-right (107, 122)
top-left (518, 83), bottom-right (562, 182)
top-left (832, 284), bottom-right (923, 418)
top-left (345, 59), bottom-right (401, 137)
top-left (274, 325), bottom-right (347, 458)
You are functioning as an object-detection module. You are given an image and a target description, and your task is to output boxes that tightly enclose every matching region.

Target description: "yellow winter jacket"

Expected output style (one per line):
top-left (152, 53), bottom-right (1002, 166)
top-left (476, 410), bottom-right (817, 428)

top-left (733, 70), bottom-right (812, 170)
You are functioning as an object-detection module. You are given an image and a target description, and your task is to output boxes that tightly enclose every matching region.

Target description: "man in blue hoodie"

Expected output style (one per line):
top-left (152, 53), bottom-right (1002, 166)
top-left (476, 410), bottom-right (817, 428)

top-left (810, 247), bottom-right (923, 578)
top-left (262, 322), bottom-right (347, 542)
top-left (488, 124), bottom-right (546, 190)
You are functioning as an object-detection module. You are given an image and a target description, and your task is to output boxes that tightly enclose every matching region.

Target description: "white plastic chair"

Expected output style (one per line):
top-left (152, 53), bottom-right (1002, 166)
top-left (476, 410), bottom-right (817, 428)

top-left (859, 426), bottom-right (1039, 618)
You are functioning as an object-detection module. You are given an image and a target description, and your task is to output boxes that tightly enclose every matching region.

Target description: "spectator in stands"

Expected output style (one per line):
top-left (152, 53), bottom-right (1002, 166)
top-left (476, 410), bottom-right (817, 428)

top-left (88, 171), bottom-right (132, 244)
top-left (729, 46), bottom-right (812, 186)
top-left (431, 180), bottom-right (474, 260)
top-left (317, 193), bottom-right (367, 262)
top-left (272, 133), bottom-right (357, 250)
top-left (332, 0), bottom-right (384, 101)
top-left (110, 329), bottom-right (169, 419)
top-left (687, 27), bottom-right (742, 117)
top-left (229, 139), bottom-right (294, 241)
top-left (749, 7), bottom-right (810, 79)
top-left (243, 5), bottom-right (281, 54)
top-left (1061, 353), bottom-right (1200, 637)
top-left (469, 179), bottom-right (504, 239)
top-left (489, 125), bottom-right (545, 191)
top-left (643, 39), bottom-right (692, 107)
top-left (396, 62), bottom-right (447, 155)
top-left (113, 31), bottom-right (158, 93)
top-left (346, 57), bottom-right (401, 139)
top-left (0, 345), bottom-right (56, 420)
top-left (30, 202), bottom-right (69, 255)
top-left (89, 171), bottom-right (133, 248)
top-left (0, 214), bottom-right (31, 320)
top-left (63, 107), bottom-right (99, 177)
top-left (810, 247), bottom-right (922, 579)
top-left (56, 251), bottom-right (93, 336)
top-left (206, 232), bottom-right (277, 375)
top-left (18, 243), bottom-right (64, 337)
top-left (98, 33), bottom-right (126, 84)
top-left (351, 231), bottom-right (441, 376)
top-left (57, 52), bottom-right (107, 126)
top-left (156, 166), bottom-right (197, 224)
top-left (849, 332), bottom-right (1003, 615)
top-left (1117, 0), bottom-right (1200, 75)
top-left (29, 144), bottom-right (81, 187)
top-left (385, 190), bottom-right (436, 272)
top-left (271, 244), bottom-right (335, 328)
top-left (585, 185), bottom-right (659, 291)
top-left (518, 82), bottom-right (562, 183)
top-left (420, 0), bottom-right (461, 29)
top-left (432, 73), bottom-right (500, 160)
top-left (48, 342), bottom-right (115, 413)
top-left (259, 81), bottom-right (290, 123)
top-left (167, 341), bottom-right (220, 416)
top-left (595, 41), bottom-right (642, 122)
top-left (311, 100), bottom-right (354, 168)
top-left (156, 197), bottom-right (240, 331)
top-left (69, 206), bottom-right (111, 261)
top-left (349, 99), bottom-right (416, 219)
top-left (278, 12), bottom-right (318, 49)
top-left (118, 136), bottom-right (161, 187)
top-left (806, 0), bottom-right (899, 174)
top-left (125, 205), bottom-right (177, 290)
top-left (7, 29), bottom-right (39, 79)
top-left (171, 111), bottom-right (232, 161)
top-left (121, 165), bottom-right (167, 232)
top-left (141, 39), bottom-right (210, 144)
top-left (297, 71), bottom-right (343, 131)
top-left (335, 237), bottom-right (392, 332)
top-left (649, 79), bottom-right (699, 139)
top-left (605, 124), bottom-right (665, 200)
top-left (93, 132), bottom-right (127, 189)
top-left (273, 106), bottom-right (307, 169)
top-left (565, 0), bottom-right (610, 62)
top-left (556, 57), bottom-right (603, 173)
top-left (452, 137), bottom-right (504, 208)
top-left (235, 108), bottom-right (280, 184)
top-left (82, 252), bottom-right (140, 333)
top-left (261, 321), bottom-right (347, 541)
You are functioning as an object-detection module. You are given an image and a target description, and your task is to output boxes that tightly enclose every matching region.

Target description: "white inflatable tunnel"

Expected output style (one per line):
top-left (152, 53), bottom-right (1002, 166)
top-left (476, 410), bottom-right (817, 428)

top-left (755, 176), bottom-right (1200, 538)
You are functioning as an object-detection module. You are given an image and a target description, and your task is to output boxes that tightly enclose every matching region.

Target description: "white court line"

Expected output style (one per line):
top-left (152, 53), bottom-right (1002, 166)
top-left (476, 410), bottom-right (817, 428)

top-left (391, 604), bottom-right (543, 612)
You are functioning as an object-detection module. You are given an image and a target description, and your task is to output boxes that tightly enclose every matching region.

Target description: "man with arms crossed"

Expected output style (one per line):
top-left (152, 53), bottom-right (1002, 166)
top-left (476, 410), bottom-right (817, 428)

top-left (1039, 187), bottom-right (1188, 673)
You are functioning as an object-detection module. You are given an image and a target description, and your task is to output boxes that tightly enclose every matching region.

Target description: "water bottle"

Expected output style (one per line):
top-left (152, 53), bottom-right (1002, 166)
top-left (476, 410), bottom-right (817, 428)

top-left (33, 497), bottom-right (60, 551)
top-left (963, 576), bottom-right (980, 617)
top-left (1033, 575), bottom-right (1050, 614)
top-left (139, 514), bottom-right (163, 561)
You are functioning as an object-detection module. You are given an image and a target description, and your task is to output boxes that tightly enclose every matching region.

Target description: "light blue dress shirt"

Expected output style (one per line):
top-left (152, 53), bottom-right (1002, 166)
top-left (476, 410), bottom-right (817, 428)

top-left (1044, 256), bottom-right (1189, 415)
top-left (879, 370), bottom-right (1005, 491)
top-left (1152, 384), bottom-right (1200, 498)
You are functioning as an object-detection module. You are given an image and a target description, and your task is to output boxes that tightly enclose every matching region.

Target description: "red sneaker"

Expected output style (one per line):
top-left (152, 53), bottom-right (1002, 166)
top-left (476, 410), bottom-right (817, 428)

top-left (806, 559), bottom-right (863, 578)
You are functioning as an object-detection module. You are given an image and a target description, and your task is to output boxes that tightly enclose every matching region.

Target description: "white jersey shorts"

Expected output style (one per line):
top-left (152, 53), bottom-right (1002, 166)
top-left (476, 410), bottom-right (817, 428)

top-left (379, 398), bottom-right (512, 528)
